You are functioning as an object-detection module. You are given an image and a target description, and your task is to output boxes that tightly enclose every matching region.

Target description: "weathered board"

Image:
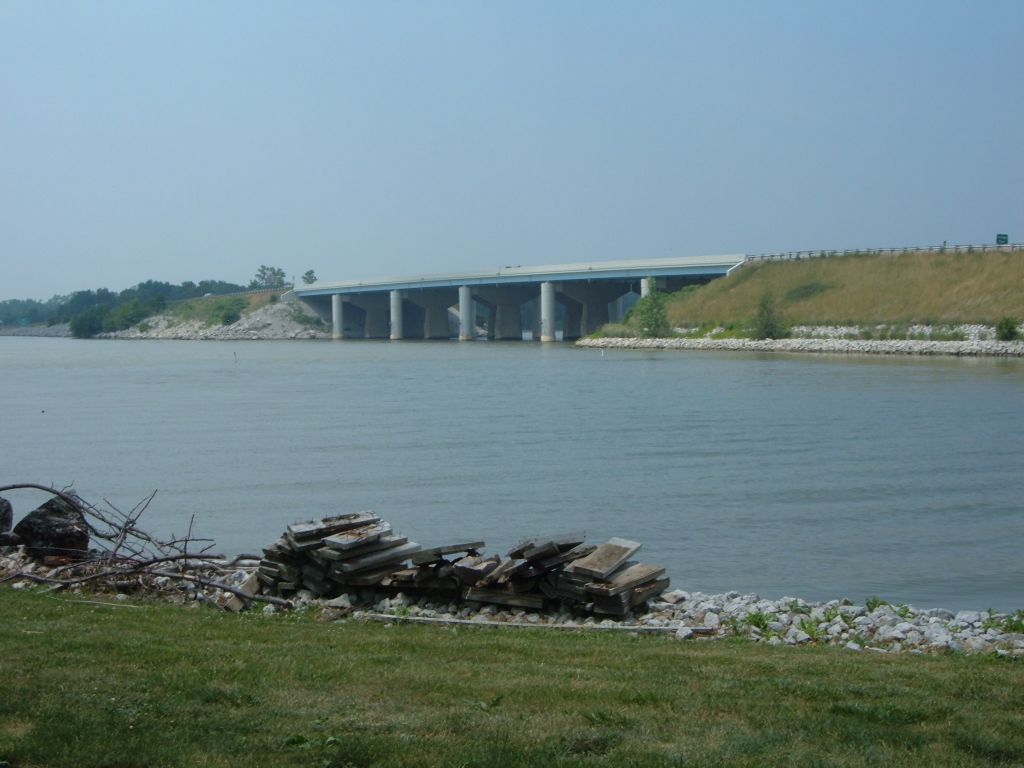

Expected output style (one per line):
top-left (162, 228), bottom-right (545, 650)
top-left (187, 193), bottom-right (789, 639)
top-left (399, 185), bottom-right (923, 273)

top-left (321, 521), bottom-right (392, 551)
top-left (336, 542), bottom-right (422, 573)
top-left (570, 538), bottom-right (641, 579)
top-left (286, 512), bottom-right (379, 541)
top-left (410, 541), bottom-right (486, 565)
top-left (585, 564), bottom-right (666, 597)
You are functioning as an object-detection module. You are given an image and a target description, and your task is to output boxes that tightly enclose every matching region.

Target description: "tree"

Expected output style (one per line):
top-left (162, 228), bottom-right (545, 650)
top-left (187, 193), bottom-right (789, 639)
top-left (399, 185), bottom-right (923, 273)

top-left (629, 292), bottom-right (670, 338)
top-left (249, 265), bottom-right (287, 290)
top-left (301, 269), bottom-right (318, 285)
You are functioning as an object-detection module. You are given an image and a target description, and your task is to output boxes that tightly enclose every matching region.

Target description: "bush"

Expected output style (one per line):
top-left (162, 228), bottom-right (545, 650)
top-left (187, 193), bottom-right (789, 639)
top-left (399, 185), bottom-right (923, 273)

top-left (995, 316), bottom-right (1020, 341)
top-left (627, 292), bottom-right (670, 338)
top-left (751, 293), bottom-right (787, 340)
top-left (213, 297), bottom-right (247, 325)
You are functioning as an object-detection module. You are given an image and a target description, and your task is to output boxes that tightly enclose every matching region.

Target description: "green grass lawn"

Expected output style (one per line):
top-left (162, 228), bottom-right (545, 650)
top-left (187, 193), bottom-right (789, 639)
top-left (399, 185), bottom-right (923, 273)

top-left (2, 590), bottom-right (1022, 767)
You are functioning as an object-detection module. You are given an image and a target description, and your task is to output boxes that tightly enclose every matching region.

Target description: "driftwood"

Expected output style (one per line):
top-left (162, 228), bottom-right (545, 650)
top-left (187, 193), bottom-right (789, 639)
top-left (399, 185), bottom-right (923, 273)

top-left (0, 483), bottom-right (290, 610)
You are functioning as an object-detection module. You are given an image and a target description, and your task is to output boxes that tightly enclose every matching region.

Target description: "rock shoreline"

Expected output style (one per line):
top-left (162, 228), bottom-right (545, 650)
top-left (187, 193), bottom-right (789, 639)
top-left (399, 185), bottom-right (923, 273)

top-left (577, 335), bottom-right (1024, 357)
top-left (347, 589), bottom-right (1024, 657)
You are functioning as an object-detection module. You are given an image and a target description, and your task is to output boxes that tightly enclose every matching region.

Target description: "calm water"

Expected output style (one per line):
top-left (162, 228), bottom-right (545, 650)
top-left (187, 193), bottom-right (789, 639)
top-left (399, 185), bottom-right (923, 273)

top-left (2, 337), bottom-right (1022, 611)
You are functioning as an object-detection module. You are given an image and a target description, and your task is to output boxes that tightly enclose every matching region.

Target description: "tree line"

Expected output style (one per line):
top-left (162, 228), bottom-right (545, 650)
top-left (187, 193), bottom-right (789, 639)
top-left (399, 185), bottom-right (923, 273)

top-left (1, 264), bottom-right (317, 338)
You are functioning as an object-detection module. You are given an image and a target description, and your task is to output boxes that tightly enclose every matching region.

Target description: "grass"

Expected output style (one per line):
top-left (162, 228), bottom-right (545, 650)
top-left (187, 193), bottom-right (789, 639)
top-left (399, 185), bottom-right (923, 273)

top-left (167, 293), bottom-right (277, 327)
top-left (3, 590), bottom-right (1024, 767)
top-left (665, 248), bottom-right (1024, 328)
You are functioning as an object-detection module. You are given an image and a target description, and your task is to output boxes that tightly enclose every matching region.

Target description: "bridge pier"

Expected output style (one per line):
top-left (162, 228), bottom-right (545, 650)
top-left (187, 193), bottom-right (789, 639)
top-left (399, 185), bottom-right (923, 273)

top-left (540, 281), bottom-right (556, 342)
top-left (389, 290), bottom-right (404, 340)
top-left (331, 295), bottom-right (343, 339)
top-left (459, 285), bottom-right (473, 341)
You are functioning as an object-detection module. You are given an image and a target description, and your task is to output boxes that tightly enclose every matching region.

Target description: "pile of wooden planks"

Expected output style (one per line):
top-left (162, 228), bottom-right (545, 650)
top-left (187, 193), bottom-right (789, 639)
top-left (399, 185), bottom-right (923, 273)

top-left (259, 515), bottom-right (669, 617)
top-left (258, 512), bottom-right (422, 597)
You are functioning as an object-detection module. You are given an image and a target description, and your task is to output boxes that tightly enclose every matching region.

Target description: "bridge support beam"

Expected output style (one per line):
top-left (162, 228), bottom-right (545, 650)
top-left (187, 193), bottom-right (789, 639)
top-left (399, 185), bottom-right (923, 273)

top-left (540, 281), bottom-right (556, 342)
top-left (640, 277), bottom-right (654, 298)
top-left (331, 295), bottom-right (343, 339)
top-left (390, 290), bottom-right (404, 340)
top-left (459, 285), bottom-right (473, 341)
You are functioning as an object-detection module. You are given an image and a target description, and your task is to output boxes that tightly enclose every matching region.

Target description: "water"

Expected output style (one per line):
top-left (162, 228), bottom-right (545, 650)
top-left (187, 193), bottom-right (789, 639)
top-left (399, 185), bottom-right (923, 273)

top-left (2, 337), bottom-right (1022, 611)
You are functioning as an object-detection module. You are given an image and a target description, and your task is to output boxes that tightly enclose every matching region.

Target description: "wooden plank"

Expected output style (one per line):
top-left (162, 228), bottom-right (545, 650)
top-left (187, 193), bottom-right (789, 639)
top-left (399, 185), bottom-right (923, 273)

top-left (286, 512), bottom-right (380, 541)
top-left (410, 541), bottom-right (486, 565)
top-left (334, 566), bottom-right (401, 586)
top-left (585, 564), bottom-right (666, 597)
top-left (535, 543), bottom-right (596, 571)
top-left (569, 538), bottom-right (641, 579)
top-left (321, 521), bottom-right (392, 551)
top-left (463, 588), bottom-right (545, 610)
top-left (453, 555), bottom-right (500, 585)
top-left (475, 557), bottom-right (519, 587)
top-left (336, 542), bottom-right (422, 573)
top-left (318, 535), bottom-right (408, 561)
top-left (521, 531), bottom-right (587, 560)
top-left (629, 577), bottom-right (670, 608)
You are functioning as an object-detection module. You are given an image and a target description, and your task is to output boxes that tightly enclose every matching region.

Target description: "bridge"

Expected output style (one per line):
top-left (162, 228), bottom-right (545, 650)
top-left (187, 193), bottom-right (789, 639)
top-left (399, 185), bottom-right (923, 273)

top-left (294, 254), bottom-right (744, 342)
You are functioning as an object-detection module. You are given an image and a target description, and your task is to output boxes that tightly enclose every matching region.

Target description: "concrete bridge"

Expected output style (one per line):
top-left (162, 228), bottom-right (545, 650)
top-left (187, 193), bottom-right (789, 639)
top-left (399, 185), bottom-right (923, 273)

top-left (294, 254), bottom-right (744, 342)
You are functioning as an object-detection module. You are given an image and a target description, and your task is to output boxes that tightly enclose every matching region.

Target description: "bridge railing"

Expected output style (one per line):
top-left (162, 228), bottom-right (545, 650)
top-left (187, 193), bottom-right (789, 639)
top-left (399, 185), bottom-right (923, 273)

top-left (731, 243), bottom-right (1021, 274)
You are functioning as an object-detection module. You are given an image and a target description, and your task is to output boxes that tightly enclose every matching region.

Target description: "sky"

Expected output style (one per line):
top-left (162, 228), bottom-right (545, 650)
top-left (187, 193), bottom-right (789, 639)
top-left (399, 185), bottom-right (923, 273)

top-left (1, 1), bottom-right (1022, 300)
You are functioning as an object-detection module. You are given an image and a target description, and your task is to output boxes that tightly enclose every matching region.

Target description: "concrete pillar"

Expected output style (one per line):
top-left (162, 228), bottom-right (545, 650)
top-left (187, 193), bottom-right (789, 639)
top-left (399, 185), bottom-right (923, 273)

top-left (390, 290), bottom-right (403, 340)
top-left (540, 281), bottom-right (556, 342)
top-left (331, 295), bottom-right (343, 340)
top-left (459, 285), bottom-right (473, 341)
top-left (640, 277), bottom-right (654, 298)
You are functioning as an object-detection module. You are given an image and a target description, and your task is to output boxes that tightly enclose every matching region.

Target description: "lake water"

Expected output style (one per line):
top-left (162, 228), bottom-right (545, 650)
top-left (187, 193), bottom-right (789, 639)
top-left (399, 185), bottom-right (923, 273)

top-left (2, 337), bottom-right (1022, 611)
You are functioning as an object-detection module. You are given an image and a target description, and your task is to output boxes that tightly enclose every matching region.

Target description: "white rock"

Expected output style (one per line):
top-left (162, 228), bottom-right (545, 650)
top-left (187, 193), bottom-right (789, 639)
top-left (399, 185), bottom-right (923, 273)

top-left (703, 611), bottom-right (721, 629)
top-left (844, 641), bottom-right (862, 652)
top-left (325, 594), bottom-right (352, 610)
top-left (964, 636), bottom-right (992, 654)
top-left (675, 626), bottom-right (694, 640)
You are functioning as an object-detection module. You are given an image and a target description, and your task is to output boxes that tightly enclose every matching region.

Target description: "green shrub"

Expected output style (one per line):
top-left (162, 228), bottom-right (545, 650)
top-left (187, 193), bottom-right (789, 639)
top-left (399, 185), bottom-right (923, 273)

top-left (751, 292), bottom-right (787, 340)
top-left (627, 292), bottom-right (670, 338)
top-left (213, 297), bottom-right (247, 325)
top-left (995, 316), bottom-right (1020, 341)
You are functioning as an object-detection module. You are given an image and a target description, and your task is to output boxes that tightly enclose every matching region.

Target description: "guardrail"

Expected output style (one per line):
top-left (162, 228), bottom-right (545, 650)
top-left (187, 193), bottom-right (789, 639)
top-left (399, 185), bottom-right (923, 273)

top-left (728, 243), bottom-right (1021, 275)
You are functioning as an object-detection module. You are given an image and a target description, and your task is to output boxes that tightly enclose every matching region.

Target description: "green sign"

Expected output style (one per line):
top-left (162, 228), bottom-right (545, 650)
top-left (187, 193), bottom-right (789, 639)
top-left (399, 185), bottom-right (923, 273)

top-left (996, 233), bottom-right (1008, 245)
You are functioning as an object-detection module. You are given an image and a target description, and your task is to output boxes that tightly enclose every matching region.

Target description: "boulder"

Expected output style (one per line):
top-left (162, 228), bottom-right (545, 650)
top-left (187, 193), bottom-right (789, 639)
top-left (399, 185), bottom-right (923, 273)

top-left (12, 495), bottom-right (89, 559)
top-left (0, 496), bottom-right (12, 532)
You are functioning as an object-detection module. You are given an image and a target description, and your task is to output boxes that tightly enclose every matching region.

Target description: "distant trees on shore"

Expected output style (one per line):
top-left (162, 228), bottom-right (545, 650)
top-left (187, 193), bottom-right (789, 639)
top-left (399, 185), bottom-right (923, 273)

top-left (0, 278), bottom-right (246, 338)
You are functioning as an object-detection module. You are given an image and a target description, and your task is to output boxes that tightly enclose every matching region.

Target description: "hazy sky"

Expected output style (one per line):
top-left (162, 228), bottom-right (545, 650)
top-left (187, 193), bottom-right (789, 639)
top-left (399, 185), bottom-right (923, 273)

top-left (2, 1), bottom-right (1021, 300)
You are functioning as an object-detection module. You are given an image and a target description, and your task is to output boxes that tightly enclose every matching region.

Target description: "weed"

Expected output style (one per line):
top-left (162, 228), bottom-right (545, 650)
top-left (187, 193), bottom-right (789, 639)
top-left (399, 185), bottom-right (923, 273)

top-left (745, 611), bottom-right (775, 632)
top-left (823, 605), bottom-right (842, 623)
top-left (798, 617), bottom-right (825, 641)
top-left (866, 596), bottom-right (890, 612)
top-left (1002, 610), bottom-right (1024, 633)
top-left (895, 604), bottom-right (912, 619)
top-left (787, 600), bottom-right (810, 615)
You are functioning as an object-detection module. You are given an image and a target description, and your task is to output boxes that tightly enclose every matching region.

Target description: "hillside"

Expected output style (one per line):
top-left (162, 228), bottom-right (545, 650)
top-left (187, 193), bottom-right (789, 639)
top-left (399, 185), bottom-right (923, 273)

top-left (666, 248), bottom-right (1024, 327)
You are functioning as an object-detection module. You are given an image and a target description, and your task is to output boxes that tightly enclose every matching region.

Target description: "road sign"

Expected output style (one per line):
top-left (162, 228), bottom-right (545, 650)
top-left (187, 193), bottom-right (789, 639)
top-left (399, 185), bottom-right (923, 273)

top-left (996, 234), bottom-right (1009, 245)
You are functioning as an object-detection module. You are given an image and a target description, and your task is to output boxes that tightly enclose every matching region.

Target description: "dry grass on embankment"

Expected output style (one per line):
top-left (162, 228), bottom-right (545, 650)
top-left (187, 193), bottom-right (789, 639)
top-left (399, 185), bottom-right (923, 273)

top-left (667, 248), bottom-right (1024, 328)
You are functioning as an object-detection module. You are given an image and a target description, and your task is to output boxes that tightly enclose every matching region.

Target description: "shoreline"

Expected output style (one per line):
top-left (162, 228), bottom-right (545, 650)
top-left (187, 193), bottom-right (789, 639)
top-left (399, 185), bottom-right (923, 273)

top-left (577, 335), bottom-right (1024, 357)
top-left (2, 546), bottom-right (1020, 657)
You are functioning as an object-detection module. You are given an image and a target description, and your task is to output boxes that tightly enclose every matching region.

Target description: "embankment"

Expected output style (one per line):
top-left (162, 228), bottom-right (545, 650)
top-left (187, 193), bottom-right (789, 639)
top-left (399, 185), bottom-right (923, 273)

top-left (578, 335), bottom-right (1024, 357)
top-left (666, 247), bottom-right (1024, 328)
